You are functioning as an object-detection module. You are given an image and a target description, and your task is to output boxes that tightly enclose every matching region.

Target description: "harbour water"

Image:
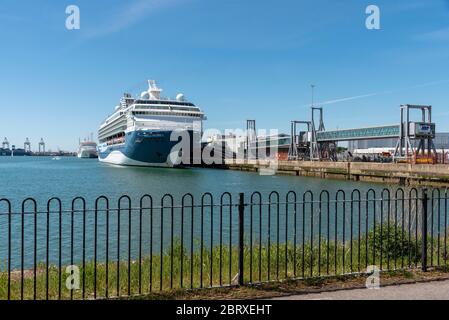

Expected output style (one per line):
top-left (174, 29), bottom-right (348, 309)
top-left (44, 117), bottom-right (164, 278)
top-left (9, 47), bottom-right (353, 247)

top-left (0, 157), bottom-right (390, 204)
top-left (0, 157), bottom-right (409, 270)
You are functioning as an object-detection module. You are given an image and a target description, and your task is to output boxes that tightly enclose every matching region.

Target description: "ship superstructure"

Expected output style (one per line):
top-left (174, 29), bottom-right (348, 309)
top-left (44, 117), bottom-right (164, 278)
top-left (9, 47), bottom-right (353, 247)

top-left (97, 80), bottom-right (205, 167)
top-left (77, 139), bottom-right (98, 159)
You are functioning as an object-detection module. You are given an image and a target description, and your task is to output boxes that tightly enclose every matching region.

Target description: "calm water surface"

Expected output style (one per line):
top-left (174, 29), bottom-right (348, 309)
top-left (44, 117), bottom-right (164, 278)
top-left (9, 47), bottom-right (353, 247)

top-left (0, 156), bottom-right (390, 205)
top-left (0, 157), bottom-right (401, 269)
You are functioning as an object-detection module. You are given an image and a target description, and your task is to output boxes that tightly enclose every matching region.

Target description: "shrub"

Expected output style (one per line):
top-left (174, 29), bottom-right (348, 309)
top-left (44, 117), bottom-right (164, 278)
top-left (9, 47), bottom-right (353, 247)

top-left (367, 223), bottom-right (420, 262)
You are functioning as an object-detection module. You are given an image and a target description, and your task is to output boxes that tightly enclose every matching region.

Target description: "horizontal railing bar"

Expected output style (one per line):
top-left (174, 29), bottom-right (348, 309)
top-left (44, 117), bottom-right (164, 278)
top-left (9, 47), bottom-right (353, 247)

top-left (0, 196), bottom-right (435, 216)
top-left (0, 198), bottom-right (426, 216)
top-left (0, 197), bottom-right (427, 216)
top-left (0, 204), bottom-right (233, 216)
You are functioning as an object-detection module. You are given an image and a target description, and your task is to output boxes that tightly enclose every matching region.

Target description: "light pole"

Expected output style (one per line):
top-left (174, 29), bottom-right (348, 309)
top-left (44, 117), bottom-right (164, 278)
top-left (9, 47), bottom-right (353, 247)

top-left (311, 84), bottom-right (316, 107)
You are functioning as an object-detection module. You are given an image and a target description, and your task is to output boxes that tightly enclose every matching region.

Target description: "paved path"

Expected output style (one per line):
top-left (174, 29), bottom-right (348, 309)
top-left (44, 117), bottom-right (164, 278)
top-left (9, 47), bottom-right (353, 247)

top-left (273, 280), bottom-right (449, 300)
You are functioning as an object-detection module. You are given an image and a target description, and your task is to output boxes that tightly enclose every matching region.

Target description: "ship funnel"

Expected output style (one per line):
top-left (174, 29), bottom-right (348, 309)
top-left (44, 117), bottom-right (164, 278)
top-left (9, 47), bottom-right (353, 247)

top-left (147, 80), bottom-right (162, 100)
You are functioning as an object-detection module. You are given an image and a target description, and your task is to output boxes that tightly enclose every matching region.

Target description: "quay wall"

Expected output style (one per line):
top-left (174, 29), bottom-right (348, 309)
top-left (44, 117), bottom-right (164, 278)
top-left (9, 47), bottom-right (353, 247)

top-left (224, 159), bottom-right (449, 187)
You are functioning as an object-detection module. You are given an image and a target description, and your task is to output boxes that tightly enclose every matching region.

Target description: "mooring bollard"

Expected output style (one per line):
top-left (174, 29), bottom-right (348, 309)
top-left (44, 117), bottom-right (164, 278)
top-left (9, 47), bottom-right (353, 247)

top-left (238, 192), bottom-right (245, 286)
top-left (421, 189), bottom-right (428, 272)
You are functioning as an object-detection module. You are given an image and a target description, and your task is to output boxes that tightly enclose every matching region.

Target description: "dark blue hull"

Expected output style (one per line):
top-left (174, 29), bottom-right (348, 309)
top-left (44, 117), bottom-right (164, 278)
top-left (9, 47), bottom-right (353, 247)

top-left (0, 148), bottom-right (31, 156)
top-left (98, 130), bottom-right (193, 167)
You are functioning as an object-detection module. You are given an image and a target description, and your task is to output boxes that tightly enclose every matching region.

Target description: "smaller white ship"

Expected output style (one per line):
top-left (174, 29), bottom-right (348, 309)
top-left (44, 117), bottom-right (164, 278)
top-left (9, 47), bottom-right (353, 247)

top-left (77, 137), bottom-right (98, 159)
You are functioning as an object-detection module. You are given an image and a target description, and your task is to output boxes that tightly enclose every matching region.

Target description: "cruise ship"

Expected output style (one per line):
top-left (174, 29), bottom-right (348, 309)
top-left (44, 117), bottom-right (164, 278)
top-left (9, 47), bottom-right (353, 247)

top-left (77, 140), bottom-right (98, 158)
top-left (97, 80), bottom-right (206, 167)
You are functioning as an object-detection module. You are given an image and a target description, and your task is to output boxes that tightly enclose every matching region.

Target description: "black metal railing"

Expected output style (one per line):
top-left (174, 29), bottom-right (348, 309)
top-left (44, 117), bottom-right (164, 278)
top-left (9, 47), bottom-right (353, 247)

top-left (0, 187), bottom-right (447, 300)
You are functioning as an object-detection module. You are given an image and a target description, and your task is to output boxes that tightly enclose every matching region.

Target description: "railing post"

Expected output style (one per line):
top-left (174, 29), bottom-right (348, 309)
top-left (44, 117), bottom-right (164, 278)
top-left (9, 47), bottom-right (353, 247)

top-left (421, 189), bottom-right (428, 272)
top-left (238, 192), bottom-right (245, 286)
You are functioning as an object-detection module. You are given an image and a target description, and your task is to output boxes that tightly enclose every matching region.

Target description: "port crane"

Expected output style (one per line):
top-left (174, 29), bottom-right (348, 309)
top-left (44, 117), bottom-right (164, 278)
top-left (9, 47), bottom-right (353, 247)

top-left (38, 138), bottom-right (46, 154)
top-left (24, 138), bottom-right (31, 152)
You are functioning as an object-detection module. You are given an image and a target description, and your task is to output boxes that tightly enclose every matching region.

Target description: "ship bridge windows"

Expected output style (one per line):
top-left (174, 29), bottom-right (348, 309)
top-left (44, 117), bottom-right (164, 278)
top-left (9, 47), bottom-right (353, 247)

top-left (134, 105), bottom-right (200, 112)
top-left (172, 106), bottom-right (200, 112)
top-left (134, 100), bottom-right (196, 107)
top-left (135, 105), bottom-right (170, 111)
top-left (132, 111), bottom-right (203, 118)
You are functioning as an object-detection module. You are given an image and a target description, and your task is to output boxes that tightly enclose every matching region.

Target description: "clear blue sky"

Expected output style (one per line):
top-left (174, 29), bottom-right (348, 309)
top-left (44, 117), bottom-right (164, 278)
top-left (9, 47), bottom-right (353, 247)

top-left (1, 0), bottom-right (448, 151)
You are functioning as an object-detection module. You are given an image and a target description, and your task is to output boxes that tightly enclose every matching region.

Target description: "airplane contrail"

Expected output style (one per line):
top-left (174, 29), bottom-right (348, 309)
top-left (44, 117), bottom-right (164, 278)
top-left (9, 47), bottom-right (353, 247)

top-left (302, 79), bottom-right (449, 107)
top-left (311, 93), bottom-right (380, 106)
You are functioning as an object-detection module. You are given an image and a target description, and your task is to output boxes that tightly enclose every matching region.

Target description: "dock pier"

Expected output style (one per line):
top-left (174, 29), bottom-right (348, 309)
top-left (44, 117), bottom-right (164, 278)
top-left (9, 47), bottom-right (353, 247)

top-left (225, 159), bottom-right (449, 187)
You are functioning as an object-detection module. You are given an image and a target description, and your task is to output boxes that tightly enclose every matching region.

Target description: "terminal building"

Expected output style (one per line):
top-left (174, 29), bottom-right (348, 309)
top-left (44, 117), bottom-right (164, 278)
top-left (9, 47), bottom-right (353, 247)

top-left (208, 105), bottom-right (447, 164)
top-left (208, 131), bottom-right (449, 162)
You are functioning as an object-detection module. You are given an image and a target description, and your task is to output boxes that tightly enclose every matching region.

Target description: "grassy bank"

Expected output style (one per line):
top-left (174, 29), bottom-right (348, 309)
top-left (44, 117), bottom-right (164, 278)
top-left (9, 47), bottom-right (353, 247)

top-left (0, 225), bottom-right (446, 300)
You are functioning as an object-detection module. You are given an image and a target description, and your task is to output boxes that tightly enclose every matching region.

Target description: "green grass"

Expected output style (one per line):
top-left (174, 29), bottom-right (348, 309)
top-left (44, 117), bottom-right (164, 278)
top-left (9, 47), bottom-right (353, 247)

top-left (0, 225), bottom-right (447, 300)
